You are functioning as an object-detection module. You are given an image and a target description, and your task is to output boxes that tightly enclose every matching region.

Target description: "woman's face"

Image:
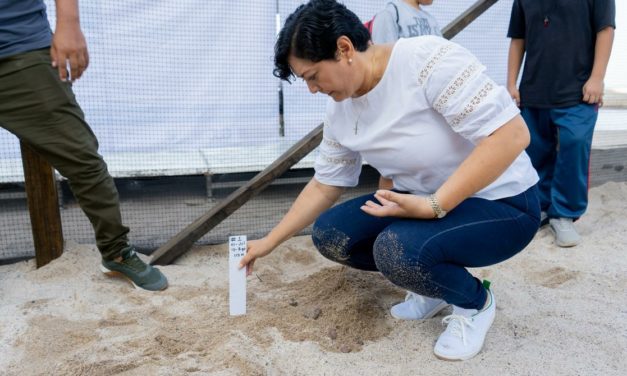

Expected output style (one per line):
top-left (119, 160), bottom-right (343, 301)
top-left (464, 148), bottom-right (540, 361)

top-left (288, 53), bottom-right (357, 102)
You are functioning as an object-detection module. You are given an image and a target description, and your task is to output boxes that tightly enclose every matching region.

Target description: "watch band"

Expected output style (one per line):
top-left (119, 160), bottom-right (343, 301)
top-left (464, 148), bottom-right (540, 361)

top-left (427, 194), bottom-right (447, 219)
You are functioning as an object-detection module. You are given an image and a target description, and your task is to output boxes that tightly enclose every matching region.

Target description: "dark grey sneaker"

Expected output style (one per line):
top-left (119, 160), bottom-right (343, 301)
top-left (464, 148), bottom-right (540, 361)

top-left (101, 246), bottom-right (168, 291)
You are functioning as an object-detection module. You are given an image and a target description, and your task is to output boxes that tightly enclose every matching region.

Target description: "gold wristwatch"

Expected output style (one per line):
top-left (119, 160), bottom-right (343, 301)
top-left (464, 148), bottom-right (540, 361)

top-left (427, 194), bottom-right (447, 219)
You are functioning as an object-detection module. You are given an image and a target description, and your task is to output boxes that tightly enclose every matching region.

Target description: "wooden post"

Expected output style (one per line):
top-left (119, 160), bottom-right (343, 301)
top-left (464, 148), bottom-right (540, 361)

top-left (151, 0), bottom-right (501, 265)
top-left (20, 141), bottom-right (64, 268)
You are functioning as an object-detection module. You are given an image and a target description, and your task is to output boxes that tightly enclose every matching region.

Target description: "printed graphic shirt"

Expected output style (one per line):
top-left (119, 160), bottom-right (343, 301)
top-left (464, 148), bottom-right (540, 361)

top-left (371, 0), bottom-right (441, 44)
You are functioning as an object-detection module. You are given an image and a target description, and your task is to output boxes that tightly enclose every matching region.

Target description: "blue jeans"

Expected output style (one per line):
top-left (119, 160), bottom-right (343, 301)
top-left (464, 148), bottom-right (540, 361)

top-left (521, 104), bottom-right (597, 219)
top-left (312, 186), bottom-right (540, 310)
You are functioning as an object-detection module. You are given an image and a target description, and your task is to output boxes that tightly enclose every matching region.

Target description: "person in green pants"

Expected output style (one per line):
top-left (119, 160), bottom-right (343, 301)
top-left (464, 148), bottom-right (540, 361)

top-left (0, 0), bottom-right (167, 291)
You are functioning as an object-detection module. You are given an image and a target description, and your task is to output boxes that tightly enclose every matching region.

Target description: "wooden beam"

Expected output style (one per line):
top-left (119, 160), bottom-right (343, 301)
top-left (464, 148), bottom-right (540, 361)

top-left (20, 141), bottom-right (64, 268)
top-left (442, 0), bottom-right (499, 40)
top-left (150, 123), bottom-right (324, 265)
top-left (151, 0), bottom-right (500, 265)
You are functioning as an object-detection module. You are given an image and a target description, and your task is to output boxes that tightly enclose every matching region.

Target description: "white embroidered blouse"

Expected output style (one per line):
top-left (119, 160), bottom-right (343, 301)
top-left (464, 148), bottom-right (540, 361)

top-left (314, 36), bottom-right (538, 200)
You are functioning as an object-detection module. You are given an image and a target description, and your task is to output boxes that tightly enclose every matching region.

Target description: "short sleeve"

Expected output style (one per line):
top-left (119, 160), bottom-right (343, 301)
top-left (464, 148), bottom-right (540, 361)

top-left (420, 41), bottom-right (520, 143)
top-left (593, 0), bottom-right (616, 32)
top-left (433, 23), bottom-right (442, 37)
top-left (371, 6), bottom-right (400, 44)
top-left (313, 117), bottom-right (362, 187)
top-left (507, 0), bottom-right (526, 39)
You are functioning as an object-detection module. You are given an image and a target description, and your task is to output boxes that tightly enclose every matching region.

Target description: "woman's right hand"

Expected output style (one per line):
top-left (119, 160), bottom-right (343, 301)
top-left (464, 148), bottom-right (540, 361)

top-left (239, 237), bottom-right (276, 276)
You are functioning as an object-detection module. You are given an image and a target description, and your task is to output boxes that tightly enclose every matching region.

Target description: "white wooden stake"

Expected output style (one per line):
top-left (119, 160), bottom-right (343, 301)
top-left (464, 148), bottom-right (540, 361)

top-left (229, 235), bottom-right (247, 316)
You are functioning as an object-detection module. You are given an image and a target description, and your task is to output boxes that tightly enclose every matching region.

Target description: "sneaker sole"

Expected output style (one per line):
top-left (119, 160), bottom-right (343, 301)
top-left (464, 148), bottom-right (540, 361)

top-left (434, 347), bottom-right (482, 362)
top-left (391, 301), bottom-right (450, 320)
top-left (100, 264), bottom-right (168, 291)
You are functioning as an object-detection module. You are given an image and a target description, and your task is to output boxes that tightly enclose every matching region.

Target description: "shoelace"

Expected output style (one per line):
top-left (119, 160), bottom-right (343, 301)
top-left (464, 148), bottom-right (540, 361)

top-left (404, 292), bottom-right (423, 315)
top-left (121, 250), bottom-right (146, 272)
top-left (441, 314), bottom-right (475, 346)
top-left (404, 292), bottom-right (418, 302)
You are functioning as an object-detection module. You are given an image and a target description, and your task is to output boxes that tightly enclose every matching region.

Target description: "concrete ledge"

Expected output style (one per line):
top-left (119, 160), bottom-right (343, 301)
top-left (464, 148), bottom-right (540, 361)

top-left (603, 90), bottom-right (627, 108)
top-left (0, 158), bottom-right (25, 184)
top-left (590, 147), bottom-right (627, 187)
top-left (104, 150), bottom-right (208, 178)
top-left (199, 143), bottom-right (317, 175)
top-left (1, 109), bottom-right (626, 186)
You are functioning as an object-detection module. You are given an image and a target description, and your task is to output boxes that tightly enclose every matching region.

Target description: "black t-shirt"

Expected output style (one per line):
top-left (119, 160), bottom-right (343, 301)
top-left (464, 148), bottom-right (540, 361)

top-left (507, 0), bottom-right (615, 108)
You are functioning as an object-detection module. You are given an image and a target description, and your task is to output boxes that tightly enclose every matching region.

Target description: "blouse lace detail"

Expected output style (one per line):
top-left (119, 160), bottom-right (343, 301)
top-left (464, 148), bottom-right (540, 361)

top-left (450, 81), bottom-right (495, 128)
top-left (434, 62), bottom-right (481, 113)
top-left (417, 44), bottom-right (454, 86)
top-left (321, 155), bottom-right (358, 166)
top-left (322, 137), bottom-right (343, 149)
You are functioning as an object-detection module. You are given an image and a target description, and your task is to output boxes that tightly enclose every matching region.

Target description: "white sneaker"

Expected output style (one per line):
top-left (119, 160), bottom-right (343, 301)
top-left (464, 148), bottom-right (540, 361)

top-left (390, 291), bottom-right (449, 320)
top-left (433, 288), bottom-right (496, 361)
top-left (549, 217), bottom-right (581, 247)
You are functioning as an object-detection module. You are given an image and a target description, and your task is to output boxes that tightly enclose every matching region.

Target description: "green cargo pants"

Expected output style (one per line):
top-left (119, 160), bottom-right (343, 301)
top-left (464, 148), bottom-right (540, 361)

top-left (0, 48), bottom-right (129, 261)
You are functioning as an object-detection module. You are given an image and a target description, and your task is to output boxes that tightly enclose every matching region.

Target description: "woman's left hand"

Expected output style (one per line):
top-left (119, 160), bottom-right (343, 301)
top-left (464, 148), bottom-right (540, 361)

top-left (360, 190), bottom-right (435, 219)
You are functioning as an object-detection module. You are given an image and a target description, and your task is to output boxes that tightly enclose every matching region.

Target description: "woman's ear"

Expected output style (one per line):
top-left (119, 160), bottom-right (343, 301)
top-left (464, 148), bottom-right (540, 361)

top-left (336, 35), bottom-right (354, 61)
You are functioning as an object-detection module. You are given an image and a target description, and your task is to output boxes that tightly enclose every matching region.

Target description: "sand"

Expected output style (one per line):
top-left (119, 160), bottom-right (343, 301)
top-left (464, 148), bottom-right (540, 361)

top-left (1, 182), bottom-right (626, 376)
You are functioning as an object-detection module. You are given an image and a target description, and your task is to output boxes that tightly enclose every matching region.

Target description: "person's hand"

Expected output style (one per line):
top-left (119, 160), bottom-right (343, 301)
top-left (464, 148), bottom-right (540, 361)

top-left (50, 21), bottom-right (89, 82)
top-left (360, 190), bottom-right (435, 219)
top-left (583, 77), bottom-right (604, 106)
top-left (507, 85), bottom-right (520, 107)
top-left (239, 237), bottom-right (276, 276)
